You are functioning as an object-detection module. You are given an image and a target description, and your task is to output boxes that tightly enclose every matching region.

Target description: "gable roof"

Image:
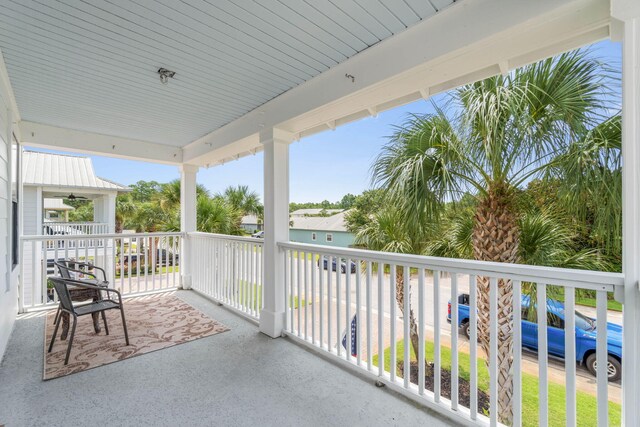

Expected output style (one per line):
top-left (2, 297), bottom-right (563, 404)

top-left (290, 208), bottom-right (343, 217)
top-left (290, 211), bottom-right (350, 233)
top-left (22, 151), bottom-right (129, 192)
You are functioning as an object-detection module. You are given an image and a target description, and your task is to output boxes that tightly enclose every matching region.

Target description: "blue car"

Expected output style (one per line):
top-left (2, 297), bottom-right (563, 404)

top-left (447, 293), bottom-right (622, 381)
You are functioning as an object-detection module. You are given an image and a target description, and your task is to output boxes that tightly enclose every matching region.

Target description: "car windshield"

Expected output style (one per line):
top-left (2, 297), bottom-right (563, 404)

top-left (574, 309), bottom-right (595, 331)
top-left (547, 306), bottom-right (595, 331)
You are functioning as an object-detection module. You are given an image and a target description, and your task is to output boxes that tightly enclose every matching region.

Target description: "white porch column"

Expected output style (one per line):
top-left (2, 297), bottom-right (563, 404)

top-left (614, 1), bottom-right (640, 423)
top-left (180, 164), bottom-right (198, 290)
top-left (259, 128), bottom-right (293, 338)
top-left (93, 193), bottom-right (116, 284)
top-left (94, 193), bottom-right (117, 233)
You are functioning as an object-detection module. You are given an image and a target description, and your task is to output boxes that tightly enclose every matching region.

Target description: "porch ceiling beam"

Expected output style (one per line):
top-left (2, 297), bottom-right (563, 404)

top-left (183, 0), bottom-right (610, 166)
top-left (18, 121), bottom-right (183, 165)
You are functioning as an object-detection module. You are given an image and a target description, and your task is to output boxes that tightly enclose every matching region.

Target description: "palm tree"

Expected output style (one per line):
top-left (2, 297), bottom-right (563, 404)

top-left (217, 185), bottom-right (262, 231)
top-left (115, 195), bottom-right (137, 233)
top-left (355, 205), bottom-right (435, 371)
top-left (371, 50), bottom-right (613, 423)
top-left (196, 196), bottom-right (238, 234)
top-left (157, 179), bottom-right (211, 211)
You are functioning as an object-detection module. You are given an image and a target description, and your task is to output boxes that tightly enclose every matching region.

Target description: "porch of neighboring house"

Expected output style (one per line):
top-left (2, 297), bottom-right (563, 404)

top-left (1, 1), bottom-right (640, 427)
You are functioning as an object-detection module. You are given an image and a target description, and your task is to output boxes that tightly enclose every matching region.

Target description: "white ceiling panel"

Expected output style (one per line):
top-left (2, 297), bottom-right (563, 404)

top-left (0, 0), bottom-right (454, 147)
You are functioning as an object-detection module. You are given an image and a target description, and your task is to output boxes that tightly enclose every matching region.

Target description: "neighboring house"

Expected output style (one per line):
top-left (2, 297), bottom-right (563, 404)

top-left (289, 210), bottom-right (354, 248)
top-left (240, 214), bottom-right (262, 233)
top-left (290, 208), bottom-right (343, 218)
top-left (21, 150), bottom-right (130, 305)
top-left (43, 198), bottom-right (74, 222)
top-left (22, 150), bottom-right (130, 236)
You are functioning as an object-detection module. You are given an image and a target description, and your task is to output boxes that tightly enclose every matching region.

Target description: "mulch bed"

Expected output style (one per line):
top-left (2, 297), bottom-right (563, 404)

top-left (400, 361), bottom-right (491, 415)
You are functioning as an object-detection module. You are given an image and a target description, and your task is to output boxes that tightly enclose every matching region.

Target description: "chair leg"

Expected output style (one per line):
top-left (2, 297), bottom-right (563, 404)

top-left (101, 310), bottom-right (109, 335)
top-left (64, 315), bottom-right (77, 365)
top-left (53, 304), bottom-right (61, 325)
top-left (48, 311), bottom-right (62, 353)
top-left (119, 306), bottom-right (130, 346)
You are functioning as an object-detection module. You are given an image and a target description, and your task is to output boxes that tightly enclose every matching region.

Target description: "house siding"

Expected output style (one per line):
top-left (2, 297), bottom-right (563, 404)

top-left (290, 229), bottom-right (355, 248)
top-left (0, 83), bottom-right (18, 362)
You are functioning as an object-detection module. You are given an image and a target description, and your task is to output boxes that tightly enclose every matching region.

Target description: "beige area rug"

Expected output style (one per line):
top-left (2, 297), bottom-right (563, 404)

top-left (44, 293), bottom-right (229, 380)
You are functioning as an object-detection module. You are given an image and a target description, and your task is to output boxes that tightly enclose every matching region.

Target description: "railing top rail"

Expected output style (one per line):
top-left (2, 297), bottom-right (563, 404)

top-left (278, 241), bottom-right (623, 290)
top-left (21, 231), bottom-right (184, 241)
top-left (43, 222), bottom-right (110, 225)
top-left (189, 231), bottom-right (264, 244)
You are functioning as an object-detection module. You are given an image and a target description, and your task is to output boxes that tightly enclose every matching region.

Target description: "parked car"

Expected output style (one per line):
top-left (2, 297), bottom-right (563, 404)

top-left (156, 249), bottom-right (179, 266)
top-left (252, 231), bottom-right (264, 238)
top-left (317, 256), bottom-right (357, 274)
top-left (447, 293), bottom-right (622, 381)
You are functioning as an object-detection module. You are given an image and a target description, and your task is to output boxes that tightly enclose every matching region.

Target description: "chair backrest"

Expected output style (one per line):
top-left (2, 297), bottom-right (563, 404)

top-left (54, 260), bottom-right (73, 279)
top-left (48, 277), bottom-right (75, 313)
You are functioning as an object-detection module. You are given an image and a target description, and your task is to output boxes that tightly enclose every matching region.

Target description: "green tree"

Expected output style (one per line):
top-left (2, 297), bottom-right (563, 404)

top-left (157, 179), bottom-right (211, 211)
top-left (339, 193), bottom-right (357, 209)
top-left (115, 194), bottom-right (137, 233)
top-left (371, 50), bottom-right (614, 423)
top-left (129, 180), bottom-right (161, 202)
top-left (344, 189), bottom-right (386, 234)
top-left (355, 205), bottom-right (435, 370)
top-left (196, 196), bottom-right (238, 234)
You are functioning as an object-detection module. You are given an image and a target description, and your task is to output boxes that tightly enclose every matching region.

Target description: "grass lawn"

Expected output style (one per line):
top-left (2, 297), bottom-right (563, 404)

top-left (373, 340), bottom-right (620, 426)
top-left (554, 294), bottom-right (622, 312)
top-left (289, 295), bottom-right (312, 309)
top-left (237, 282), bottom-right (262, 311)
top-left (115, 265), bottom-right (179, 278)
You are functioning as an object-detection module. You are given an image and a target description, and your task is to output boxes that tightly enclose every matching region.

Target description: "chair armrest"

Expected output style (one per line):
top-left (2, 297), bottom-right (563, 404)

top-left (62, 279), bottom-right (123, 302)
top-left (72, 261), bottom-right (108, 283)
top-left (89, 265), bottom-right (108, 282)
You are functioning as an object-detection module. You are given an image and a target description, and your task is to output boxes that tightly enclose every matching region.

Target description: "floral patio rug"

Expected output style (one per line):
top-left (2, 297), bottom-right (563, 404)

top-left (44, 292), bottom-right (229, 380)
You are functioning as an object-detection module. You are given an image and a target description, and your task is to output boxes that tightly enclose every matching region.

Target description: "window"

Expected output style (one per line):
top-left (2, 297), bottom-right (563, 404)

top-left (311, 232), bottom-right (317, 241)
top-left (326, 233), bottom-right (333, 242)
top-left (10, 136), bottom-right (19, 271)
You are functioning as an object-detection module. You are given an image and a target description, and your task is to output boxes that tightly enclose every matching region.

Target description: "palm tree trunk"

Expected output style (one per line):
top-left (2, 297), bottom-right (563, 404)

top-left (472, 187), bottom-right (519, 425)
top-left (394, 268), bottom-right (421, 371)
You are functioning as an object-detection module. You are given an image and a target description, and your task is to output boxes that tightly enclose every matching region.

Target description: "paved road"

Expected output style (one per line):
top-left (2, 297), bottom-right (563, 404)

top-left (288, 258), bottom-right (621, 403)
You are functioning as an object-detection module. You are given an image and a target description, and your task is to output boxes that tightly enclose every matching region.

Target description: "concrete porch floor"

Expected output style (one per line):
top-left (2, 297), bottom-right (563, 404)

top-left (0, 290), bottom-right (453, 427)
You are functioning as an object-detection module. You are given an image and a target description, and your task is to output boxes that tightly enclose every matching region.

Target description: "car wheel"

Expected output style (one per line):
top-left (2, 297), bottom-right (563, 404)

top-left (586, 353), bottom-right (621, 382)
top-left (341, 266), bottom-right (345, 274)
top-left (461, 321), bottom-right (471, 339)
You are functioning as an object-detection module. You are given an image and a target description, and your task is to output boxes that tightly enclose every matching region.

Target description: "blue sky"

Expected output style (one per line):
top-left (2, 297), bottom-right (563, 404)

top-left (27, 40), bottom-right (621, 203)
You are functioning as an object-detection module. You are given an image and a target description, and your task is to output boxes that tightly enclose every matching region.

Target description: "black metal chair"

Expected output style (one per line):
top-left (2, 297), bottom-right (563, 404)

top-left (48, 277), bottom-right (130, 365)
top-left (53, 260), bottom-right (108, 328)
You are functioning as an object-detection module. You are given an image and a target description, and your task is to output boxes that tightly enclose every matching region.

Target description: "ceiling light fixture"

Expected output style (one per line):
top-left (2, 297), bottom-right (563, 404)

top-left (157, 67), bottom-right (176, 85)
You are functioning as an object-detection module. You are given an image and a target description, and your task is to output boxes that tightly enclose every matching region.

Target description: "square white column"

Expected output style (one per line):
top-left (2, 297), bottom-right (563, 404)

top-left (259, 128), bottom-right (293, 338)
top-left (613, 1), bottom-right (640, 423)
top-left (180, 164), bottom-right (198, 289)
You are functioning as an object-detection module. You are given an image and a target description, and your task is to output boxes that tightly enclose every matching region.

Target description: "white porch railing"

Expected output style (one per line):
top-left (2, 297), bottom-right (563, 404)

top-left (43, 222), bottom-right (109, 236)
top-left (278, 241), bottom-right (624, 427)
top-left (189, 232), bottom-right (264, 322)
top-left (19, 232), bottom-right (182, 312)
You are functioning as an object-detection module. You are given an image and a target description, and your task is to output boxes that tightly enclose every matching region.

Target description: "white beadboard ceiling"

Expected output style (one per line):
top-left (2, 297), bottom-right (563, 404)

top-left (0, 0), bottom-right (453, 147)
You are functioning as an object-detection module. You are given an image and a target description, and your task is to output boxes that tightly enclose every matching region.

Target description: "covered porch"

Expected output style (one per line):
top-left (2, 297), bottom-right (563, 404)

top-left (1, 290), bottom-right (447, 426)
top-left (1, 1), bottom-right (640, 426)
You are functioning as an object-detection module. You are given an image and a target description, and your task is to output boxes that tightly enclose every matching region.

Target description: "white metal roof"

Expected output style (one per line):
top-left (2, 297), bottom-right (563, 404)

top-left (290, 210), bottom-right (349, 232)
top-left (0, 0), bottom-right (452, 147)
top-left (22, 151), bottom-right (129, 191)
top-left (43, 198), bottom-right (74, 211)
top-left (241, 214), bottom-right (260, 225)
top-left (290, 208), bottom-right (344, 217)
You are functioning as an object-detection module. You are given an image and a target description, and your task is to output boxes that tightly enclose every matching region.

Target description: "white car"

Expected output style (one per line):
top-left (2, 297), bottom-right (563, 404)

top-left (251, 231), bottom-right (264, 238)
